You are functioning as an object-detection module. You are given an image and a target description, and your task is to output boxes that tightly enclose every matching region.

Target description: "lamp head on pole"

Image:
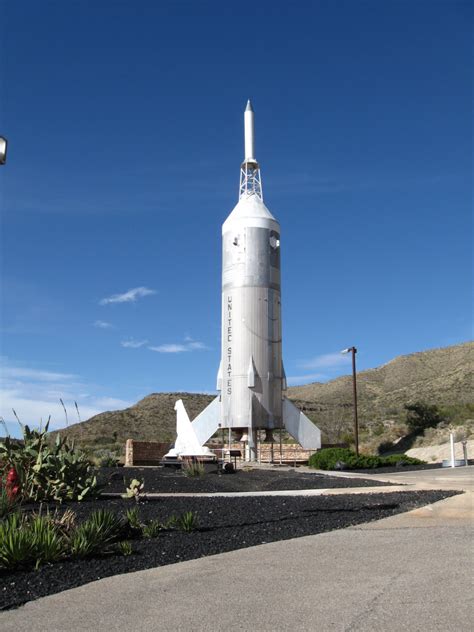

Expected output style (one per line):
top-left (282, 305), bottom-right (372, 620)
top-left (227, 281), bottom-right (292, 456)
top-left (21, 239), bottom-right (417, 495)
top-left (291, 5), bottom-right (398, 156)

top-left (340, 347), bottom-right (357, 354)
top-left (0, 136), bottom-right (7, 165)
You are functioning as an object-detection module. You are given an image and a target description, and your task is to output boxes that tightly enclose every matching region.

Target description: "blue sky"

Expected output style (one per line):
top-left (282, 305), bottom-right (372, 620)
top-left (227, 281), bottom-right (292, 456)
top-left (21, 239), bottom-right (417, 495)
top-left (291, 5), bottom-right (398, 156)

top-left (0, 1), bottom-right (471, 435)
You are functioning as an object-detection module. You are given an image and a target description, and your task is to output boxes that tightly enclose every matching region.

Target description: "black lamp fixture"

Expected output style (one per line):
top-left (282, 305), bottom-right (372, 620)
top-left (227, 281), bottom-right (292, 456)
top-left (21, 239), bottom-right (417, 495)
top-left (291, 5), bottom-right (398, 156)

top-left (0, 136), bottom-right (8, 165)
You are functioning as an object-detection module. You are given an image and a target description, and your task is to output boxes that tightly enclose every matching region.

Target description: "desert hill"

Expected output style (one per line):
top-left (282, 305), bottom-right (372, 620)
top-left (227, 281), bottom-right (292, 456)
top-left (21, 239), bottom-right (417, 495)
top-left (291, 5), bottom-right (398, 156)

top-left (51, 342), bottom-right (472, 453)
top-left (290, 341), bottom-right (472, 442)
top-left (51, 393), bottom-right (214, 452)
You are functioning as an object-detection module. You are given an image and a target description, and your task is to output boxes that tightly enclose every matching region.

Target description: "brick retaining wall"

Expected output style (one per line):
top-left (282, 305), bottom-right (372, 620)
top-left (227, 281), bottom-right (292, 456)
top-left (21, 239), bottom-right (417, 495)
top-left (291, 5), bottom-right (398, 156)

top-left (125, 440), bottom-right (170, 466)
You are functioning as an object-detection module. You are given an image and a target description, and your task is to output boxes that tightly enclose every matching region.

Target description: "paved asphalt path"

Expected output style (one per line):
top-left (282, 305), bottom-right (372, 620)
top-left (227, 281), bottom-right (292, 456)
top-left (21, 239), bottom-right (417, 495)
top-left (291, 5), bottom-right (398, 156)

top-left (1, 467), bottom-right (472, 632)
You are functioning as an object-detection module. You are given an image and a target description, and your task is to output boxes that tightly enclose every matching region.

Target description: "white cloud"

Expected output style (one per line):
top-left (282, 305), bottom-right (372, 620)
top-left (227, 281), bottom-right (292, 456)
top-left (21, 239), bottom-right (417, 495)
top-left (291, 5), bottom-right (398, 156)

top-left (149, 344), bottom-right (188, 353)
top-left (99, 286), bottom-right (156, 305)
top-left (187, 341), bottom-right (207, 350)
top-left (121, 338), bottom-right (148, 349)
top-left (94, 320), bottom-right (114, 329)
top-left (0, 360), bottom-right (133, 434)
top-left (298, 352), bottom-right (351, 371)
top-left (148, 338), bottom-right (208, 353)
top-left (1, 367), bottom-right (77, 382)
top-left (286, 373), bottom-right (326, 386)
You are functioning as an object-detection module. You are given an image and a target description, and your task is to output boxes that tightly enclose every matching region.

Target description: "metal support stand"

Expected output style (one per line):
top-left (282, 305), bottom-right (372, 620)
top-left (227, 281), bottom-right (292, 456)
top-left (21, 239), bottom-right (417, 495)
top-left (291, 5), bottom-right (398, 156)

top-left (279, 426), bottom-right (283, 465)
top-left (239, 160), bottom-right (263, 200)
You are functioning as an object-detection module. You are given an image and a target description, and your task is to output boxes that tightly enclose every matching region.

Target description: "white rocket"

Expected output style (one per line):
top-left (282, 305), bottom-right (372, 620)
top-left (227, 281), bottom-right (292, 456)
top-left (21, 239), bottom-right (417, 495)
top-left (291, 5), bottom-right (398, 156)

top-left (172, 101), bottom-right (321, 461)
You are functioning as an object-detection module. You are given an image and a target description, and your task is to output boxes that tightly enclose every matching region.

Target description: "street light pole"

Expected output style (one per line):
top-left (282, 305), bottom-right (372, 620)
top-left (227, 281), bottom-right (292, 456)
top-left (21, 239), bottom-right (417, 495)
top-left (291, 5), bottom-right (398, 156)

top-left (341, 347), bottom-right (359, 456)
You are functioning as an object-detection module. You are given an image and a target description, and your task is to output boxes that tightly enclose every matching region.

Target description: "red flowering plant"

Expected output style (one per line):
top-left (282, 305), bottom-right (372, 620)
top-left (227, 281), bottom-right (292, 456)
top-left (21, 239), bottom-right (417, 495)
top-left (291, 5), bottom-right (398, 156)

top-left (0, 467), bottom-right (21, 517)
top-left (6, 467), bottom-right (21, 499)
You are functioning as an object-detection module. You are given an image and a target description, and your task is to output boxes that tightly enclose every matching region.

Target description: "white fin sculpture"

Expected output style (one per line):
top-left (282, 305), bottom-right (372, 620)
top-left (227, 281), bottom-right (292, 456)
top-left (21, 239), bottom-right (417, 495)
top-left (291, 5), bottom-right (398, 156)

top-left (163, 399), bottom-right (216, 460)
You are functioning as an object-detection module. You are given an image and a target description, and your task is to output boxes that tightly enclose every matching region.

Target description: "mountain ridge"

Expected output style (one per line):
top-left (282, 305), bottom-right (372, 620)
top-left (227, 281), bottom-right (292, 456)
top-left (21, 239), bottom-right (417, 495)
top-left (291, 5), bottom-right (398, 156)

top-left (50, 341), bottom-right (473, 451)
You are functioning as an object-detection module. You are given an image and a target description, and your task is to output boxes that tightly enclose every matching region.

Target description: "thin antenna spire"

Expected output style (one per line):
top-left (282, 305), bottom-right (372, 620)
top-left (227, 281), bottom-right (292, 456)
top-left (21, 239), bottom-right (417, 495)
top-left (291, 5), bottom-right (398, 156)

top-left (239, 100), bottom-right (263, 200)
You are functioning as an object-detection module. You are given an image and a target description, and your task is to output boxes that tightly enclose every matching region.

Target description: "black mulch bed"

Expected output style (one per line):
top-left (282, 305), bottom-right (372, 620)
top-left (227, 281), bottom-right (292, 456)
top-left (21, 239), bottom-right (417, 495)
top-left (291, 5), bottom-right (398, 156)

top-left (0, 489), bottom-right (459, 610)
top-left (100, 466), bottom-right (394, 494)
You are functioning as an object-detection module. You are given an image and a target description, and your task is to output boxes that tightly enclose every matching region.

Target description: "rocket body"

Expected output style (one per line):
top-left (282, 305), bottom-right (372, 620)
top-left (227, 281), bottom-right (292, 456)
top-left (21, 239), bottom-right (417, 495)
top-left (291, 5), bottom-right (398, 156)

top-left (216, 99), bottom-right (286, 459)
top-left (220, 196), bottom-right (284, 436)
top-left (171, 101), bottom-right (321, 463)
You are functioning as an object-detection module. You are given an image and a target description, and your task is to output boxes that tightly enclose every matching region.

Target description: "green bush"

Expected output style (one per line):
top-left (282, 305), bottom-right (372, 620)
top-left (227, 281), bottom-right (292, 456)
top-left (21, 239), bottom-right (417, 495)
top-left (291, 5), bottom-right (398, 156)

top-left (0, 512), bottom-right (66, 570)
top-left (308, 448), bottom-right (425, 471)
top-left (70, 509), bottom-right (125, 558)
top-left (94, 449), bottom-right (119, 467)
top-left (405, 402), bottom-right (445, 432)
top-left (308, 448), bottom-right (355, 470)
top-left (0, 420), bottom-right (101, 502)
top-left (377, 441), bottom-right (394, 455)
top-left (382, 454), bottom-right (425, 466)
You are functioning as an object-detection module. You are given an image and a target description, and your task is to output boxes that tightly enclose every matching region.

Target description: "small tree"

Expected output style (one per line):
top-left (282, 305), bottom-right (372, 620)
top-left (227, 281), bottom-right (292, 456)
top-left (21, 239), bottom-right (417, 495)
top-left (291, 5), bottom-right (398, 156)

top-left (404, 402), bottom-right (444, 432)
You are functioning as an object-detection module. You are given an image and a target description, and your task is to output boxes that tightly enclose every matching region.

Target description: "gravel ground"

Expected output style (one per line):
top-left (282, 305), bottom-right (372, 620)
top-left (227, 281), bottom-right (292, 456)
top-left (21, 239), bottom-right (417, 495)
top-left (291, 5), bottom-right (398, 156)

top-left (0, 489), bottom-right (458, 611)
top-left (100, 466), bottom-right (393, 494)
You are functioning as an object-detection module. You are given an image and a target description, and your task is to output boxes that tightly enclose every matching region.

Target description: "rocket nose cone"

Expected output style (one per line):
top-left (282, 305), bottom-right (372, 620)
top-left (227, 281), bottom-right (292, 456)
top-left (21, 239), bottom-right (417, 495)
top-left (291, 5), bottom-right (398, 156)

top-left (245, 99), bottom-right (254, 112)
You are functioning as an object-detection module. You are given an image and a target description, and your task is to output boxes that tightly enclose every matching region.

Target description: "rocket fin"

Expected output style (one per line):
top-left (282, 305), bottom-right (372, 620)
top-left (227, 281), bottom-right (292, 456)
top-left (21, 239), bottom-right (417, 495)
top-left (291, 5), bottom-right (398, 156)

top-left (192, 396), bottom-right (221, 445)
top-left (282, 397), bottom-right (321, 450)
top-left (169, 399), bottom-right (215, 457)
top-left (247, 356), bottom-right (256, 388)
top-left (216, 360), bottom-right (223, 391)
top-left (282, 362), bottom-right (287, 391)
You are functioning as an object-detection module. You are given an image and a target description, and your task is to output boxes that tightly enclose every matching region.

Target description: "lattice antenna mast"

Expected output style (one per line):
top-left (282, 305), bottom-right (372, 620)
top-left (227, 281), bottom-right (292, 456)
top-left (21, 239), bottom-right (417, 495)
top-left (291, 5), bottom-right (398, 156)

top-left (239, 100), bottom-right (263, 200)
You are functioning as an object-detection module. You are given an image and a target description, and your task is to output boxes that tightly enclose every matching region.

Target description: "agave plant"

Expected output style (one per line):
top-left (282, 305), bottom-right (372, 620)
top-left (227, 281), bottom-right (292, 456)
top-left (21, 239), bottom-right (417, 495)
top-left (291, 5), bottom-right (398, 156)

top-left (0, 513), bottom-right (36, 570)
top-left (117, 540), bottom-right (133, 556)
top-left (0, 512), bottom-right (66, 570)
top-left (70, 509), bottom-right (125, 558)
top-left (178, 511), bottom-right (198, 532)
top-left (28, 514), bottom-right (67, 567)
top-left (142, 519), bottom-right (163, 538)
top-left (125, 506), bottom-right (142, 530)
